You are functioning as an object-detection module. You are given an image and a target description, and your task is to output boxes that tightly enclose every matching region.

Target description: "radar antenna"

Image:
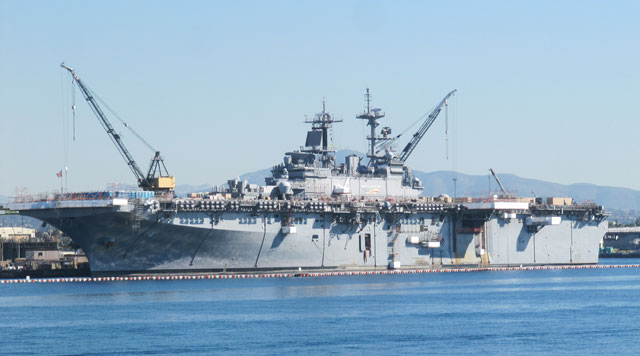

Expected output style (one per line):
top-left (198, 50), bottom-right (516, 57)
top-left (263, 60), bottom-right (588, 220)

top-left (356, 88), bottom-right (395, 166)
top-left (303, 98), bottom-right (342, 168)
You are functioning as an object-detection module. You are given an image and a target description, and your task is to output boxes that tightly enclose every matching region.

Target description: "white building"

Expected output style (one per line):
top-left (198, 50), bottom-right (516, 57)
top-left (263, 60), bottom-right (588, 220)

top-left (0, 227), bottom-right (36, 241)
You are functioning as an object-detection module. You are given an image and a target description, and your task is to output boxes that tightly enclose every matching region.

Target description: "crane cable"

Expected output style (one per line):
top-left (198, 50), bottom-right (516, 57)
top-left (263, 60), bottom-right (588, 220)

top-left (452, 93), bottom-right (459, 174)
top-left (83, 82), bottom-right (157, 153)
top-left (376, 101), bottom-right (439, 154)
top-left (59, 69), bottom-right (69, 192)
top-left (445, 99), bottom-right (449, 160)
top-left (71, 80), bottom-right (76, 141)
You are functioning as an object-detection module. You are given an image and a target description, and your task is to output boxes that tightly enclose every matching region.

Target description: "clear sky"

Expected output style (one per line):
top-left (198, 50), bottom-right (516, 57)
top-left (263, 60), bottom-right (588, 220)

top-left (1, 0), bottom-right (638, 196)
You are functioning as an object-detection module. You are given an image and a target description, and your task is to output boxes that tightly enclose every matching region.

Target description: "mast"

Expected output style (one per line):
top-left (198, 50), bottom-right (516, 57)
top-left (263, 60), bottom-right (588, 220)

top-left (356, 88), bottom-right (393, 167)
top-left (304, 99), bottom-right (342, 168)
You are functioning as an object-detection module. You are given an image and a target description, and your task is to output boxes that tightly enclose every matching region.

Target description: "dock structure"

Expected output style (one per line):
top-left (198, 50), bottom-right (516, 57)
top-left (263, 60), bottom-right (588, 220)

top-left (601, 227), bottom-right (640, 255)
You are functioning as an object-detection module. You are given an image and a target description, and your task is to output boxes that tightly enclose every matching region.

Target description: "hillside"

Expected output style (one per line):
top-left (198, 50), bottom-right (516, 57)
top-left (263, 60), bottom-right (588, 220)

top-left (180, 150), bottom-right (639, 215)
top-left (3, 151), bottom-right (636, 223)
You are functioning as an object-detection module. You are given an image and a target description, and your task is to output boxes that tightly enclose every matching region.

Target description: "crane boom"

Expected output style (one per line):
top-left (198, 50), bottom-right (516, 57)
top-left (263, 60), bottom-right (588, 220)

top-left (398, 90), bottom-right (456, 163)
top-left (489, 168), bottom-right (511, 198)
top-left (60, 63), bottom-right (174, 191)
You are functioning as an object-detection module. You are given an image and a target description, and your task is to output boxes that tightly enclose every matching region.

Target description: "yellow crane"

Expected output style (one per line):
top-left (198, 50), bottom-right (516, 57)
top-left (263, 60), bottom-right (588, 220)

top-left (60, 63), bottom-right (175, 191)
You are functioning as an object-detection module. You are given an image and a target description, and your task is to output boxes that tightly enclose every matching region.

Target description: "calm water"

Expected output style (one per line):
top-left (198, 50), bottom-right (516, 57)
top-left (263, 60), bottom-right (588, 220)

top-left (2, 260), bottom-right (640, 355)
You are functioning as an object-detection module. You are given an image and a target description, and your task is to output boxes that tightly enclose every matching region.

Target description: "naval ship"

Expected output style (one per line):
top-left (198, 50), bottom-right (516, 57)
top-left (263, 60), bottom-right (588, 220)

top-left (7, 65), bottom-right (607, 275)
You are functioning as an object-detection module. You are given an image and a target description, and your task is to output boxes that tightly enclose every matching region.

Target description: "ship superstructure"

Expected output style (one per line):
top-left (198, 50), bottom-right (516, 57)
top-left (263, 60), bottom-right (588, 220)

top-left (265, 89), bottom-right (455, 200)
top-left (7, 71), bottom-right (607, 275)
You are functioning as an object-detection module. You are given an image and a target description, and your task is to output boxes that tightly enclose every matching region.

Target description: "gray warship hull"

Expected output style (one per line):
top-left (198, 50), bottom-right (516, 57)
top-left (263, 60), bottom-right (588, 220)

top-left (6, 86), bottom-right (608, 275)
top-left (9, 198), bottom-right (606, 275)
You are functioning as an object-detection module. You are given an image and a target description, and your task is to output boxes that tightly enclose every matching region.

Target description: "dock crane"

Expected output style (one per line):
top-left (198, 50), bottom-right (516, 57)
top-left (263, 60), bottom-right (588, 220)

top-left (397, 90), bottom-right (457, 163)
top-left (60, 63), bottom-right (175, 192)
top-left (374, 90), bottom-right (457, 164)
top-left (489, 168), bottom-right (512, 198)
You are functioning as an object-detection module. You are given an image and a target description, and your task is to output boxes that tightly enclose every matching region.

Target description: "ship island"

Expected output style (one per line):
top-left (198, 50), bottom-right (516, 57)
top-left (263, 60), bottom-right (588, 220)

top-left (5, 64), bottom-right (607, 276)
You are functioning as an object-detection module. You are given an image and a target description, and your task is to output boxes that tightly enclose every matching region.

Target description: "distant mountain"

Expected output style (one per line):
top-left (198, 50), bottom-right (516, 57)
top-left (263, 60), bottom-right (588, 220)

top-left (173, 149), bottom-right (640, 216)
top-left (239, 169), bottom-right (271, 186)
top-left (174, 184), bottom-right (214, 197)
top-left (5, 149), bottom-right (635, 226)
top-left (415, 171), bottom-right (640, 211)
